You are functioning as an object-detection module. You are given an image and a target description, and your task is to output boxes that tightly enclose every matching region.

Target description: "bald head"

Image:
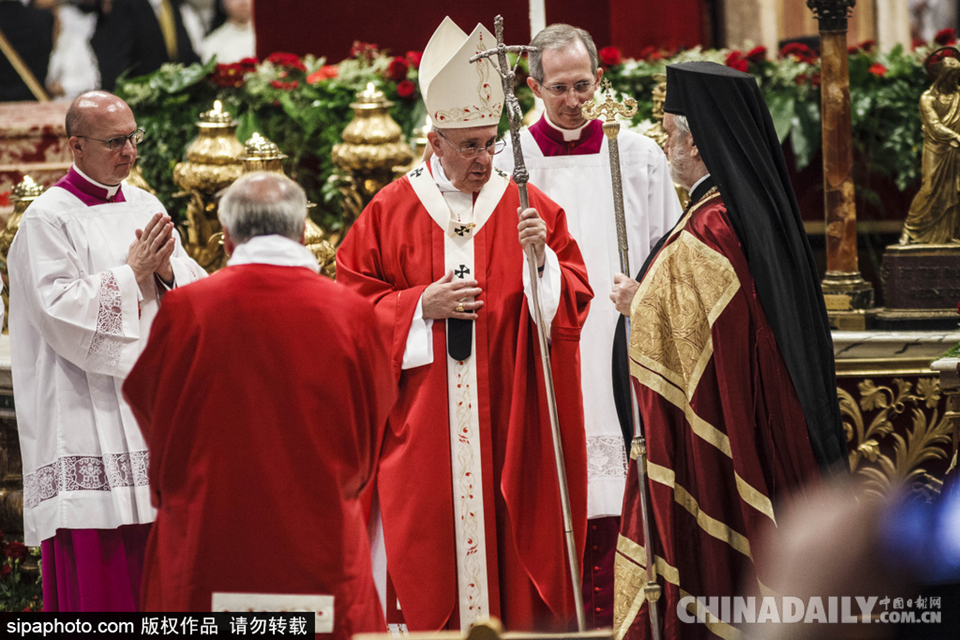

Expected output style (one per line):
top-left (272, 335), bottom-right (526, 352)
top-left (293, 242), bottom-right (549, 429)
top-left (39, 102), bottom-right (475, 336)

top-left (219, 172), bottom-right (308, 247)
top-left (66, 91), bottom-right (139, 185)
top-left (66, 91), bottom-right (132, 138)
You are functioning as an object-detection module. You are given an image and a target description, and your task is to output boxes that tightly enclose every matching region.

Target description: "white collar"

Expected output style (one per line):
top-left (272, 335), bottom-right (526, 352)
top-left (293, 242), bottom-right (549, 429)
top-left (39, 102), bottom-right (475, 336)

top-left (431, 154), bottom-right (465, 193)
top-left (73, 164), bottom-right (121, 199)
top-left (543, 113), bottom-right (590, 142)
top-left (226, 235), bottom-right (320, 273)
top-left (689, 173), bottom-right (711, 196)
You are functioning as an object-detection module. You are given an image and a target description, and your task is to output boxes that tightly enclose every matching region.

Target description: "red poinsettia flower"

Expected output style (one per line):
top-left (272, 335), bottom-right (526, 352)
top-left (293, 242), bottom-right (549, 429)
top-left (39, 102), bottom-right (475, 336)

top-left (794, 73), bottom-right (808, 86)
top-left (0, 564), bottom-right (10, 580)
top-left (206, 63), bottom-right (244, 88)
top-left (636, 45), bottom-right (657, 61)
top-left (868, 62), bottom-right (887, 77)
top-left (270, 79), bottom-right (300, 90)
top-left (385, 57), bottom-right (409, 82)
top-left (912, 37), bottom-right (928, 50)
top-left (266, 52), bottom-right (306, 72)
top-left (396, 79), bottom-right (416, 99)
top-left (5, 541), bottom-right (27, 563)
top-left (780, 42), bottom-right (818, 64)
top-left (811, 72), bottom-right (821, 87)
top-left (935, 28), bottom-right (957, 45)
top-left (306, 65), bottom-right (338, 83)
top-left (745, 46), bottom-right (767, 62)
top-left (238, 57), bottom-right (258, 67)
top-left (724, 50), bottom-right (748, 72)
top-left (350, 41), bottom-right (379, 63)
top-left (406, 50), bottom-right (423, 70)
top-left (858, 39), bottom-right (877, 53)
top-left (598, 46), bottom-right (622, 67)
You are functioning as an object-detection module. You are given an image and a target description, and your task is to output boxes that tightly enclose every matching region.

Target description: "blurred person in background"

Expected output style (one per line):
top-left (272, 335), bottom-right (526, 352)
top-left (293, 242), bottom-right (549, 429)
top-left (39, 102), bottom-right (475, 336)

top-left (0, 0), bottom-right (55, 102)
top-left (201, 0), bottom-right (253, 63)
top-left (90, 0), bottom-right (202, 91)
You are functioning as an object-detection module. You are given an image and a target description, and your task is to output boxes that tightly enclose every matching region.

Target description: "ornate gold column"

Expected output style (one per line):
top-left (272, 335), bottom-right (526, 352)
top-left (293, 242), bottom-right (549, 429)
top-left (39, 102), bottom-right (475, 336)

top-left (240, 134), bottom-right (337, 277)
top-left (173, 100), bottom-right (245, 273)
top-left (808, 0), bottom-right (875, 329)
top-left (330, 83), bottom-right (414, 239)
top-left (0, 176), bottom-right (44, 333)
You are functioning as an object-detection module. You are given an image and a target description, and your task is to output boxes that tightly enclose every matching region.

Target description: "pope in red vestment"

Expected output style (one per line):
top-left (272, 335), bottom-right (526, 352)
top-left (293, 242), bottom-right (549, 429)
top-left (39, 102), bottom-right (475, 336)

top-left (123, 174), bottom-right (396, 638)
top-left (337, 160), bottom-right (593, 631)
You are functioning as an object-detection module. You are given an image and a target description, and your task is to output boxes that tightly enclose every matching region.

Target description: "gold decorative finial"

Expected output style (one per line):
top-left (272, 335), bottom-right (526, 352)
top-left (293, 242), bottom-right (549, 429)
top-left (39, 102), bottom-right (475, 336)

top-left (199, 99), bottom-right (235, 125)
top-left (241, 132), bottom-right (287, 162)
top-left (357, 82), bottom-right (386, 104)
top-left (12, 175), bottom-right (44, 202)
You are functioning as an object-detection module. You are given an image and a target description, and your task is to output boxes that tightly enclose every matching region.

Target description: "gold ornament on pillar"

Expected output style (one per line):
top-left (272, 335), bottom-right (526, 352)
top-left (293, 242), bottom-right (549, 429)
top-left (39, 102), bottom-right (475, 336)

top-left (398, 114), bottom-right (432, 175)
top-left (330, 82), bottom-right (414, 236)
top-left (240, 133), bottom-right (337, 278)
top-left (0, 176), bottom-right (45, 333)
top-left (123, 159), bottom-right (156, 195)
top-left (643, 74), bottom-right (668, 149)
top-left (173, 100), bottom-right (245, 273)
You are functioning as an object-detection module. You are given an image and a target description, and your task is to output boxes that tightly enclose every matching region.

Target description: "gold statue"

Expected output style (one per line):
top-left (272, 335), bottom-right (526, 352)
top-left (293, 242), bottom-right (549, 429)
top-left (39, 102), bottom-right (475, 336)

top-left (900, 47), bottom-right (960, 246)
top-left (643, 73), bottom-right (668, 149)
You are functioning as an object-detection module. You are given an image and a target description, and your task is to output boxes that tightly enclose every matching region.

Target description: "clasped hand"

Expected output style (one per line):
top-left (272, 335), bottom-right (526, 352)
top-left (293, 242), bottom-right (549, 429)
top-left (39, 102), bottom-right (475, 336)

top-left (128, 213), bottom-right (175, 287)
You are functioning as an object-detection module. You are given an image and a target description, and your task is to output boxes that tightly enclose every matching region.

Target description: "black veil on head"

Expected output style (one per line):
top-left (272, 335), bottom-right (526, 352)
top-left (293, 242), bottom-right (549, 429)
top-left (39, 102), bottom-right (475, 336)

top-left (664, 61), bottom-right (847, 474)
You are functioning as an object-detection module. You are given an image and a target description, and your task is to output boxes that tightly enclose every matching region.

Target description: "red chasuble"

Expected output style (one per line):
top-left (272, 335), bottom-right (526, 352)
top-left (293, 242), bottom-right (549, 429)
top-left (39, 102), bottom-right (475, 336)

top-left (615, 193), bottom-right (821, 640)
top-left (123, 264), bottom-right (396, 639)
top-left (336, 169), bottom-right (593, 631)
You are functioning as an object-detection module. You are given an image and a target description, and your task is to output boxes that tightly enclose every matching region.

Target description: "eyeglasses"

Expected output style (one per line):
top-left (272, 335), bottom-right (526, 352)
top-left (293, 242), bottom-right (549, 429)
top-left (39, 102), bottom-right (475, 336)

top-left (77, 128), bottom-right (146, 151)
top-left (541, 80), bottom-right (598, 97)
top-left (437, 131), bottom-right (506, 159)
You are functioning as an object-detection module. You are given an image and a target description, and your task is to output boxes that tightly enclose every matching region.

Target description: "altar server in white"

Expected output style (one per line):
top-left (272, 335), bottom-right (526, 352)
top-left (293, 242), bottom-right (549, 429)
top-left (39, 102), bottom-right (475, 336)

top-left (495, 24), bottom-right (682, 628)
top-left (8, 91), bottom-right (206, 612)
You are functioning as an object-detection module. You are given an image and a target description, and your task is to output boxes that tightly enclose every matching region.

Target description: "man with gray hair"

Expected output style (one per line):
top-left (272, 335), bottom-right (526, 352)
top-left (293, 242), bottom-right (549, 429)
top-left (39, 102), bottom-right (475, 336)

top-left (496, 24), bottom-right (681, 628)
top-left (124, 172), bottom-right (395, 637)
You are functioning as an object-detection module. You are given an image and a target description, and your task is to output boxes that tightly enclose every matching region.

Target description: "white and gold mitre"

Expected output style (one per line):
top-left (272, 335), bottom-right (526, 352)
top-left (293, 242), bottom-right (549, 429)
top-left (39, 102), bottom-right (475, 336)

top-left (419, 17), bottom-right (503, 129)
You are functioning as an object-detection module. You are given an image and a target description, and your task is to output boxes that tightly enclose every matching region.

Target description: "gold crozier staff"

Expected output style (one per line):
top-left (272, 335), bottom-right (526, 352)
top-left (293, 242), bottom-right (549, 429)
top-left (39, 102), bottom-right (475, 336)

top-left (582, 84), bottom-right (662, 640)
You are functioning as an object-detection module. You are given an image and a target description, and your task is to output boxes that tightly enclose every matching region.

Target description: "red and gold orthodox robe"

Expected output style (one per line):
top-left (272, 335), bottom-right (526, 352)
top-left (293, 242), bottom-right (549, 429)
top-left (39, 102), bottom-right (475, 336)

top-left (615, 192), bottom-right (821, 640)
top-left (337, 164), bottom-right (593, 632)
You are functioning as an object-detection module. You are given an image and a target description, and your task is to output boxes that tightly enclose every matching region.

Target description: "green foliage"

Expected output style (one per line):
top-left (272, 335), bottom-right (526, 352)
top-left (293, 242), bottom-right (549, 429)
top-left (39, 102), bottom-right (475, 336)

top-left (602, 43), bottom-right (932, 192)
top-left (0, 537), bottom-right (41, 612)
top-left (115, 43), bottom-right (933, 230)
